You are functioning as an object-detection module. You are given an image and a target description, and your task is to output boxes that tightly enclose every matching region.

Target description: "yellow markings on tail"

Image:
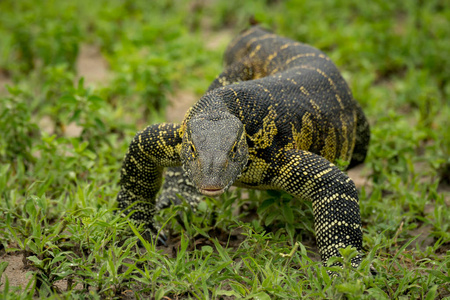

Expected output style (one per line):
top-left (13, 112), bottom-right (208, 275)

top-left (280, 43), bottom-right (292, 50)
top-left (290, 65), bottom-right (346, 111)
top-left (182, 107), bottom-right (194, 126)
top-left (286, 53), bottom-right (317, 65)
top-left (249, 44), bottom-right (262, 58)
top-left (335, 94), bottom-right (345, 110)
top-left (246, 33), bottom-right (278, 49)
top-left (309, 99), bottom-right (322, 117)
top-left (265, 51), bottom-right (278, 69)
top-left (251, 63), bottom-right (267, 79)
top-left (299, 86), bottom-right (323, 117)
top-left (318, 53), bottom-right (330, 60)
top-left (292, 112), bottom-right (314, 151)
top-left (314, 68), bottom-right (345, 110)
top-left (226, 26), bottom-right (259, 52)
top-left (270, 53), bottom-right (317, 74)
top-left (316, 219), bottom-right (356, 237)
top-left (321, 127), bottom-right (337, 162)
top-left (177, 125), bottom-right (184, 139)
top-left (339, 113), bottom-right (350, 162)
top-left (236, 97), bottom-right (244, 119)
top-left (314, 68), bottom-right (336, 88)
top-left (263, 42), bottom-right (297, 71)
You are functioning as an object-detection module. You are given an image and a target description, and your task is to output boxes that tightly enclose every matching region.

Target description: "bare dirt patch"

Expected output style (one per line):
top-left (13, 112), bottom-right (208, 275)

top-left (76, 44), bottom-right (109, 86)
top-left (0, 252), bottom-right (33, 290)
top-left (167, 90), bottom-right (198, 123)
top-left (204, 29), bottom-right (234, 51)
top-left (347, 164), bottom-right (370, 190)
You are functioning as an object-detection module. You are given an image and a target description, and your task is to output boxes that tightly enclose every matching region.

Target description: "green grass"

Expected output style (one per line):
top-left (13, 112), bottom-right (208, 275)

top-left (0, 0), bottom-right (449, 298)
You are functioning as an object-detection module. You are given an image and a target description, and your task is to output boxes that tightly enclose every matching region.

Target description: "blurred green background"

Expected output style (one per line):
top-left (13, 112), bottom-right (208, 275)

top-left (0, 0), bottom-right (449, 298)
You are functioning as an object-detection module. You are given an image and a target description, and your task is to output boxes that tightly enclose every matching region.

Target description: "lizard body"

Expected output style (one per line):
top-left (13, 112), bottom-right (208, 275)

top-left (117, 26), bottom-right (370, 266)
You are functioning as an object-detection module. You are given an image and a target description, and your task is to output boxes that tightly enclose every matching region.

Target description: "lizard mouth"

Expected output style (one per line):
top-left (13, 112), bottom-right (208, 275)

top-left (199, 188), bottom-right (226, 197)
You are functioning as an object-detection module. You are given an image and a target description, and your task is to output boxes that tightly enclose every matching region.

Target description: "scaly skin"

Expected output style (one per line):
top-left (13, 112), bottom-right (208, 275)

top-left (117, 26), bottom-right (370, 266)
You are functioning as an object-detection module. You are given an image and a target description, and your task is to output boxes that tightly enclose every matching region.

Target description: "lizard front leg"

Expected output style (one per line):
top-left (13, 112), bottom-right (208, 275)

top-left (272, 149), bottom-right (363, 267)
top-left (155, 166), bottom-right (204, 211)
top-left (117, 123), bottom-right (183, 239)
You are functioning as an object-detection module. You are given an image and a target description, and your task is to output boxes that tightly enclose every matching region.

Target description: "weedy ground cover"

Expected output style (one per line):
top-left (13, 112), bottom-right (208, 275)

top-left (0, 0), bottom-right (449, 299)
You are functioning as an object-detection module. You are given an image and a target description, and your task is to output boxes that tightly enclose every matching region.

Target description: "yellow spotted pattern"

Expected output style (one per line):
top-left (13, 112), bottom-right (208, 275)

top-left (117, 26), bottom-right (370, 267)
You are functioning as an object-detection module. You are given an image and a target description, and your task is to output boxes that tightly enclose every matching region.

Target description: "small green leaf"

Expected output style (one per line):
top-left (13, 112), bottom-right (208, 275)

top-left (285, 223), bottom-right (295, 239)
top-left (212, 260), bottom-right (233, 274)
top-left (59, 94), bottom-right (77, 105)
top-left (424, 285), bottom-right (438, 300)
top-left (426, 270), bottom-right (450, 281)
top-left (192, 224), bottom-right (210, 238)
top-left (338, 246), bottom-right (359, 261)
top-left (202, 245), bottom-right (213, 255)
top-left (216, 289), bottom-right (241, 297)
top-left (24, 198), bottom-right (38, 219)
top-left (87, 95), bottom-right (104, 104)
top-left (257, 198), bottom-right (275, 215)
top-left (94, 117), bottom-right (106, 131)
top-left (0, 261), bottom-right (9, 278)
top-left (155, 287), bottom-right (165, 300)
top-left (335, 282), bottom-right (362, 295)
top-left (27, 256), bottom-right (44, 268)
top-left (213, 239), bottom-right (231, 262)
top-left (152, 267), bottom-right (162, 282)
top-left (230, 282), bottom-right (247, 296)
top-left (282, 203), bottom-right (294, 224)
top-left (51, 254), bottom-right (68, 265)
top-left (251, 291), bottom-right (271, 300)
top-left (264, 210), bottom-right (279, 226)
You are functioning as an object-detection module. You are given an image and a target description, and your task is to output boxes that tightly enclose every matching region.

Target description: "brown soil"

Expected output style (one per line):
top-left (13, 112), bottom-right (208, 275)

top-left (347, 164), bottom-right (370, 190)
top-left (166, 90), bottom-right (198, 123)
top-left (76, 44), bottom-right (109, 86)
top-left (0, 253), bottom-right (33, 290)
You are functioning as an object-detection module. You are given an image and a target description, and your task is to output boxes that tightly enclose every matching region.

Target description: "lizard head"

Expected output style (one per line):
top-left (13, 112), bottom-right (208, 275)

top-left (180, 111), bottom-right (248, 197)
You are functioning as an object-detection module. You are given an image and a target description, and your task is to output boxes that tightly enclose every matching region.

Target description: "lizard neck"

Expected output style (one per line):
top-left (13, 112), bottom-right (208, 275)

top-left (186, 88), bottom-right (233, 121)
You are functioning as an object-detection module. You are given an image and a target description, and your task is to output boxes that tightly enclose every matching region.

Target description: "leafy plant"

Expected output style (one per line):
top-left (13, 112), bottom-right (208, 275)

top-left (0, 0), bottom-right (449, 298)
